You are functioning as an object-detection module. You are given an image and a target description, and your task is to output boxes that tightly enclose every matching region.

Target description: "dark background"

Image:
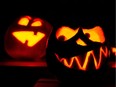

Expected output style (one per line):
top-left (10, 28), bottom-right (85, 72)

top-left (0, 0), bottom-right (115, 87)
top-left (0, 0), bottom-right (115, 59)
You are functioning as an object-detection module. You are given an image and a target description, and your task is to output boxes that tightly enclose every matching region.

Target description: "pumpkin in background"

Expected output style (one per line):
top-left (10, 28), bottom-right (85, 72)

top-left (4, 15), bottom-right (52, 61)
top-left (46, 26), bottom-right (110, 84)
top-left (109, 47), bottom-right (116, 68)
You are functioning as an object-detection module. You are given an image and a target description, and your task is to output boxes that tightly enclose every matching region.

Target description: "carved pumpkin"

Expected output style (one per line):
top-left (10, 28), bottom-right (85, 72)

top-left (4, 15), bottom-right (52, 61)
top-left (109, 47), bottom-right (116, 68)
top-left (46, 26), bottom-right (110, 83)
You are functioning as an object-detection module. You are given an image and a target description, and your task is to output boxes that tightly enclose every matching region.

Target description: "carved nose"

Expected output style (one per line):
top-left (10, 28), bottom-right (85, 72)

top-left (75, 28), bottom-right (90, 46)
top-left (76, 38), bottom-right (87, 46)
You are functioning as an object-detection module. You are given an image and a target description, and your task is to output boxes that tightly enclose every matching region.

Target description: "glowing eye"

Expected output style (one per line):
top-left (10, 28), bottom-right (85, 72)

top-left (31, 18), bottom-right (42, 27)
top-left (56, 26), bottom-right (79, 41)
top-left (18, 16), bottom-right (31, 26)
top-left (83, 26), bottom-right (105, 43)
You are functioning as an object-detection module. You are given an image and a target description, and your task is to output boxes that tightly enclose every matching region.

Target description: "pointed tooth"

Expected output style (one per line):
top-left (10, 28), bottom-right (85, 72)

top-left (61, 58), bottom-right (67, 64)
top-left (62, 57), bottom-right (75, 68)
top-left (72, 56), bottom-right (79, 68)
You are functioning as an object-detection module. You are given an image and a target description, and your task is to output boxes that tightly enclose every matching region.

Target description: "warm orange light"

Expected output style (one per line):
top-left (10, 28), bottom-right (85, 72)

top-left (55, 47), bottom-right (108, 71)
top-left (0, 61), bottom-right (47, 67)
top-left (31, 21), bottom-right (42, 27)
top-left (12, 31), bottom-right (45, 47)
top-left (76, 38), bottom-right (87, 46)
top-left (18, 16), bottom-right (31, 26)
top-left (111, 47), bottom-right (116, 56)
top-left (83, 26), bottom-right (105, 43)
top-left (109, 47), bottom-right (116, 68)
top-left (56, 26), bottom-right (105, 44)
top-left (56, 26), bottom-right (79, 41)
top-left (31, 18), bottom-right (42, 27)
top-left (109, 62), bottom-right (116, 68)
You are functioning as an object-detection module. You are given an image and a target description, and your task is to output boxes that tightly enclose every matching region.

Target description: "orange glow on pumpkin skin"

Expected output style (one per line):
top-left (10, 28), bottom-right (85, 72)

top-left (12, 31), bottom-right (45, 47)
top-left (109, 62), bottom-right (116, 68)
top-left (109, 47), bottom-right (116, 68)
top-left (111, 47), bottom-right (116, 56)
top-left (55, 47), bottom-right (108, 71)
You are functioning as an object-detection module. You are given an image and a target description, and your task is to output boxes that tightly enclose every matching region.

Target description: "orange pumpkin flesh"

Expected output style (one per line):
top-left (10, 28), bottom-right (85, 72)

top-left (4, 15), bottom-right (52, 61)
top-left (55, 46), bottom-right (108, 71)
top-left (46, 25), bottom-right (110, 84)
top-left (54, 26), bottom-right (108, 71)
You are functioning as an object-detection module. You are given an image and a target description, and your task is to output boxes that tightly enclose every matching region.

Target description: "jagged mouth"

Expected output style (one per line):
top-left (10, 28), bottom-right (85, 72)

top-left (12, 31), bottom-right (45, 47)
top-left (55, 47), bottom-right (108, 71)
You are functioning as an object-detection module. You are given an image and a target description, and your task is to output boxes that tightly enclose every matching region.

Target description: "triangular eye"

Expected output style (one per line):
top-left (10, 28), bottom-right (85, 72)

top-left (31, 18), bottom-right (42, 27)
top-left (18, 16), bottom-right (31, 26)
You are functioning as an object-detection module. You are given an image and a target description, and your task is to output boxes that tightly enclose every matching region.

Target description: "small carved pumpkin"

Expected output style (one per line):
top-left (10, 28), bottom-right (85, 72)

top-left (109, 47), bottom-right (116, 68)
top-left (46, 26), bottom-right (110, 83)
top-left (4, 15), bottom-right (52, 61)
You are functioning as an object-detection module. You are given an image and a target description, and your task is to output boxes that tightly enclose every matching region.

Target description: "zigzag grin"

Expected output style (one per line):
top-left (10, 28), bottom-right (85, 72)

top-left (55, 47), bottom-right (109, 71)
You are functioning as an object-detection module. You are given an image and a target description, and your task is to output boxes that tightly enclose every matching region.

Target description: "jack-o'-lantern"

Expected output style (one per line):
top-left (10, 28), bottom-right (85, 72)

top-left (4, 15), bottom-right (52, 61)
top-left (109, 47), bottom-right (116, 68)
top-left (46, 26), bottom-right (110, 84)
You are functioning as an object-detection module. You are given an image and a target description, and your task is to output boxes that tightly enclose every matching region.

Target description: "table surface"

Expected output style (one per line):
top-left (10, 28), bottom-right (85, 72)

top-left (34, 78), bottom-right (116, 87)
top-left (0, 61), bottom-right (115, 87)
top-left (0, 61), bottom-right (47, 67)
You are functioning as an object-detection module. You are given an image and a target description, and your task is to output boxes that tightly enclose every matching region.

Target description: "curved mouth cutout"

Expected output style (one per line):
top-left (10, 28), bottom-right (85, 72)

top-left (55, 46), bottom-right (109, 71)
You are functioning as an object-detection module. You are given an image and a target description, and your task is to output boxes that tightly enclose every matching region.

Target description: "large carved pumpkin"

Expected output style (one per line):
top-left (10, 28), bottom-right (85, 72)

top-left (4, 15), bottom-right (52, 61)
top-left (46, 26), bottom-right (110, 84)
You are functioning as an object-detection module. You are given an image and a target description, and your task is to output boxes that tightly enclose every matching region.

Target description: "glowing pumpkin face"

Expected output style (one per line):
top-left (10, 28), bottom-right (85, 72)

top-left (55, 26), bottom-right (108, 70)
top-left (46, 26), bottom-right (110, 82)
top-left (4, 15), bottom-right (52, 61)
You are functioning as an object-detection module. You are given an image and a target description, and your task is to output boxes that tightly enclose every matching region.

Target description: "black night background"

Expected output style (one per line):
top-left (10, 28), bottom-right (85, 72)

top-left (0, 0), bottom-right (115, 87)
top-left (0, 0), bottom-right (115, 56)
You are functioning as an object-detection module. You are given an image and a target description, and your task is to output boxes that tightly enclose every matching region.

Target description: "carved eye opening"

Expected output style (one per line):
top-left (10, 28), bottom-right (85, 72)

top-left (83, 26), bottom-right (105, 43)
top-left (31, 18), bottom-right (42, 27)
top-left (18, 16), bottom-right (31, 26)
top-left (56, 26), bottom-right (79, 41)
